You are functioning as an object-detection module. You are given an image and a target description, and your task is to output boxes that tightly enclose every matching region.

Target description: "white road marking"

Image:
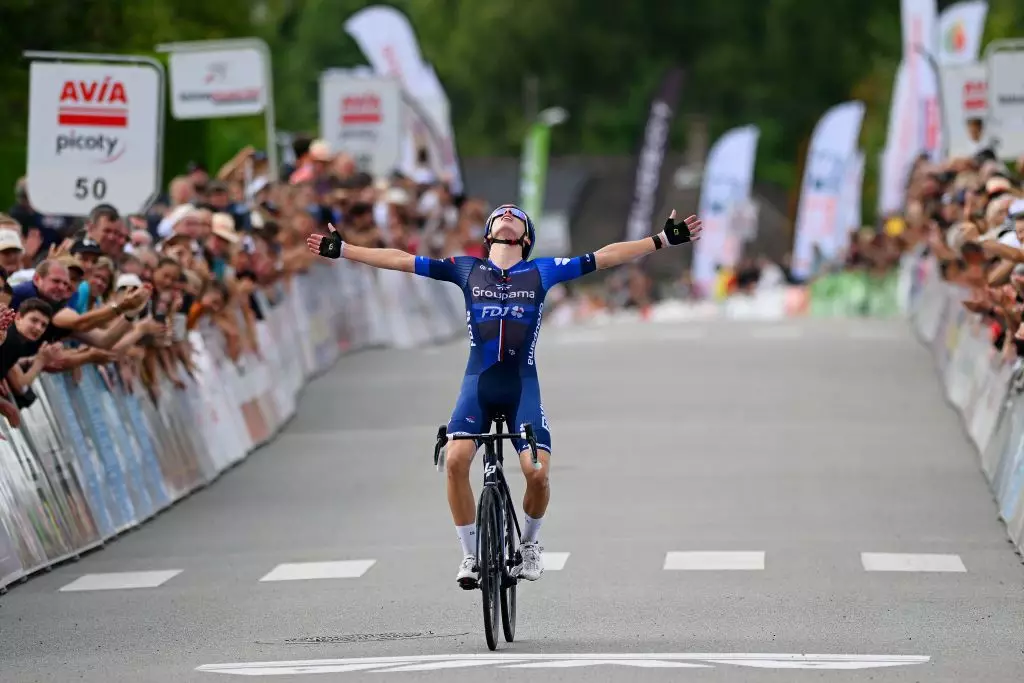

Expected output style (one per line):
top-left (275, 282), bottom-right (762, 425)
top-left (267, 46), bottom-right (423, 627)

top-left (861, 552), bottom-right (966, 573)
top-left (382, 661), bottom-right (518, 672)
top-left (259, 560), bottom-right (376, 582)
top-left (196, 653), bottom-right (930, 676)
top-left (663, 551), bottom-right (765, 571)
top-left (59, 570), bottom-right (182, 592)
top-left (542, 551), bottom-right (570, 571)
top-left (506, 660), bottom-right (708, 668)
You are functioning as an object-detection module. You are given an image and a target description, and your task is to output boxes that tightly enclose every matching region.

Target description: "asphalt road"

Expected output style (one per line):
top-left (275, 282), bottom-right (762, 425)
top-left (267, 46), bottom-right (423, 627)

top-left (3, 317), bottom-right (1023, 682)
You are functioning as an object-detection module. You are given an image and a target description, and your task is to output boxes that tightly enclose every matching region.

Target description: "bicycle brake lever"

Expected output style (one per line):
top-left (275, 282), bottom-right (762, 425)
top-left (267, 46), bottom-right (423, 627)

top-left (433, 425), bottom-right (447, 467)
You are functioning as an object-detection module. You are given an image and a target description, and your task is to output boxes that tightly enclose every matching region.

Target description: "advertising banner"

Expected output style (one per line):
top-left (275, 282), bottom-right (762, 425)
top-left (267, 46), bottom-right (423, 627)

top-left (941, 63), bottom-right (990, 157)
top-left (167, 48), bottom-right (267, 119)
top-left (27, 62), bottom-right (162, 216)
top-left (344, 5), bottom-right (464, 193)
top-left (937, 1), bottom-right (989, 66)
top-left (624, 67), bottom-right (685, 242)
top-left (691, 125), bottom-right (759, 291)
top-left (519, 122), bottom-right (551, 226)
top-left (792, 101), bottom-right (865, 279)
top-left (986, 44), bottom-right (1024, 159)
top-left (319, 72), bottom-right (403, 177)
top-left (901, 0), bottom-right (942, 160)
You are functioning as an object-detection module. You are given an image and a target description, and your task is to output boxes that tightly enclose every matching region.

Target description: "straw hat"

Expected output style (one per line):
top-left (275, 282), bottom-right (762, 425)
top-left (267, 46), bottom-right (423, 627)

top-left (211, 212), bottom-right (240, 244)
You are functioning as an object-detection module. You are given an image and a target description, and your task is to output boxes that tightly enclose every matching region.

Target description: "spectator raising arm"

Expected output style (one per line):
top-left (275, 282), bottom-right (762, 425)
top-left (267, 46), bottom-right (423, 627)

top-left (52, 284), bottom-right (150, 333)
top-left (6, 342), bottom-right (61, 394)
top-left (112, 317), bottom-right (165, 353)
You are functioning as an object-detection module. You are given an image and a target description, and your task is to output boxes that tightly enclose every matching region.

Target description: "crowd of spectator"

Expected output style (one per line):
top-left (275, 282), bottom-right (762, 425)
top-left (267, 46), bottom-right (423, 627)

top-left (0, 136), bottom-right (488, 430)
top-left (895, 148), bottom-right (1024, 358)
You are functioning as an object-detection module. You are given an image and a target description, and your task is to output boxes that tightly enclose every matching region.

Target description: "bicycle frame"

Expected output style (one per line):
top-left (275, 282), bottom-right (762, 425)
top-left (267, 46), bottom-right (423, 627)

top-left (432, 419), bottom-right (539, 649)
top-left (433, 420), bottom-right (540, 545)
top-left (480, 421), bottom-right (520, 541)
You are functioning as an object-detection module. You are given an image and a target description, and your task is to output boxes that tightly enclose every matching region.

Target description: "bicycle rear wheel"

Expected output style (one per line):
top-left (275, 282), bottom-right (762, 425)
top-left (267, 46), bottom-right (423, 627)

top-left (478, 487), bottom-right (502, 651)
top-left (500, 501), bottom-right (518, 642)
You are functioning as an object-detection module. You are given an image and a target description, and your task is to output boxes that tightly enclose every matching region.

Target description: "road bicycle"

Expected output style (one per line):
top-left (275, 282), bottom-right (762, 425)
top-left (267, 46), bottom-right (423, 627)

top-left (434, 417), bottom-right (539, 651)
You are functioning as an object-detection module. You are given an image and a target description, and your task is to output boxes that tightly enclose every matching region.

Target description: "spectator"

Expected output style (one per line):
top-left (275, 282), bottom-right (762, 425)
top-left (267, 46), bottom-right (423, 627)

top-left (9, 258), bottom-right (149, 351)
top-left (0, 135), bottom-right (504, 428)
top-left (0, 224), bottom-right (24, 274)
top-left (8, 177), bottom-right (75, 256)
top-left (1, 298), bottom-right (63, 394)
top-left (83, 204), bottom-right (126, 258)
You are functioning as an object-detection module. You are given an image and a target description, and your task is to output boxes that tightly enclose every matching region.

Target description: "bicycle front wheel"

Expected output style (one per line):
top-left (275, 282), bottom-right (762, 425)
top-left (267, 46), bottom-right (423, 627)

top-left (478, 486), bottom-right (502, 651)
top-left (500, 500), bottom-right (518, 642)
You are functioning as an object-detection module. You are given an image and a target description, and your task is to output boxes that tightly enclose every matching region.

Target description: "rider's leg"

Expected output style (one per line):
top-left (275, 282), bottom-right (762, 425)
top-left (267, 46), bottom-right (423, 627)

top-left (446, 438), bottom-right (478, 543)
top-left (511, 379), bottom-right (551, 581)
top-left (445, 374), bottom-right (488, 584)
top-left (518, 447), bottom-right (551, 536)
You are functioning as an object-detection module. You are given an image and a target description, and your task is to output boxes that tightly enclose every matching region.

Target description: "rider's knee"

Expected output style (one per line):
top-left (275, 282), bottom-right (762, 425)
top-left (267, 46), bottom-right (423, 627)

top-left (523, 462), bottom-right (549, 491)
top-left (445, 440), bottom-right (475, 479)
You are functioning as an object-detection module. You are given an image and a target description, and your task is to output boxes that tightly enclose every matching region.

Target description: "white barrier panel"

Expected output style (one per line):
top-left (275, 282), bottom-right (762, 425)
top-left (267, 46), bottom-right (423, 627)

top-left (0, 260), bottom-right (463, 591)
top-left (901, 255), bottom-right (1024, 555)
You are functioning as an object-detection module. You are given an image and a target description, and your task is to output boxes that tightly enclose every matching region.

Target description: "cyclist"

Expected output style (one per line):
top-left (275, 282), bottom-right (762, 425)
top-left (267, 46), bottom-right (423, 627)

top-left (306, 204), bottom-right (701, 587)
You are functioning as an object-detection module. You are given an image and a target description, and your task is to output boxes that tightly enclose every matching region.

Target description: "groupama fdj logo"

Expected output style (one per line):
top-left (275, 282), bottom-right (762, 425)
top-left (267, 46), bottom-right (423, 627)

top-left (55, 77), bottom-right (128, 163)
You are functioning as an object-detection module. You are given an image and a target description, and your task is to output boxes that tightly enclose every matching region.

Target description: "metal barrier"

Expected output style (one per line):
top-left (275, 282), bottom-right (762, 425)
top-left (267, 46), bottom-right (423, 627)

top-left (900, 252), bottom-right (1024, 556)
top-left (0, 260), bottom-right (463, 591)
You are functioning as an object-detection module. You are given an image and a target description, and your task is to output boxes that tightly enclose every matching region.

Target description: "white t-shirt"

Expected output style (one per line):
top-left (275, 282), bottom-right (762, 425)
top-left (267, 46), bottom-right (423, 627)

top-left (999, 230), bottom-right (1022, 249)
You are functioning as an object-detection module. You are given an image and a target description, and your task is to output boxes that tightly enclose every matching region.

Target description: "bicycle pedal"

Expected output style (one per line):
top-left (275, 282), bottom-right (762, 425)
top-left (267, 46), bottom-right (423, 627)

top-left (458, 577), bottom-right (479, 591)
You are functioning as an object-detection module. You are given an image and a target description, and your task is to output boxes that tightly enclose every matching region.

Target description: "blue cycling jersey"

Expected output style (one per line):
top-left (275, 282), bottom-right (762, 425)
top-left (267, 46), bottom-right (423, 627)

top-left (414, 254), bottom-right (597, 376)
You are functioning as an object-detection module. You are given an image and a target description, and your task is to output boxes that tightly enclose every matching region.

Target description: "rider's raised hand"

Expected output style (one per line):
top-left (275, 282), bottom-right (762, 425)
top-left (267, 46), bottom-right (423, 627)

top-left (305, 223), bottom-right (344, 259)
top-left (660, 209), bottom-right (703, 246)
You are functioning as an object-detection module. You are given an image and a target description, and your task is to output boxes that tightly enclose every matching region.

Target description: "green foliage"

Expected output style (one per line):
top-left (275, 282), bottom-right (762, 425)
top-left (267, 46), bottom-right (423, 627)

top-left (1, 0), bottom-right (1024, 219)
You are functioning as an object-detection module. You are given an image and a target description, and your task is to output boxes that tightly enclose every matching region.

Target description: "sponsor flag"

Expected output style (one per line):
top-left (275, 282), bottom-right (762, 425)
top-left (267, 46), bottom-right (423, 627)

top-left (345, 6), bottom-right (464, 193)
top-left (938, 1), bottom-right (988, 66)
top-left (901, 0), bottom-right (942, 160)
top-left (792, 101), bottom-right (865, 279)
top-left (691, 125), bottom-right (759, 292)
top-left (519, 122), bottom-right (552, 225)
top-left (624, 67), bottom-right (685, 242)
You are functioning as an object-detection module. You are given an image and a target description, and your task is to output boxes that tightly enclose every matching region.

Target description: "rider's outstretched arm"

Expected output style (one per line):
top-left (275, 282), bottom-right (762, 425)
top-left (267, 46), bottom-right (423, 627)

top-left (305, 224), bottom-right (415, 272)
top-left (594, 211), bottom-right (702, 270)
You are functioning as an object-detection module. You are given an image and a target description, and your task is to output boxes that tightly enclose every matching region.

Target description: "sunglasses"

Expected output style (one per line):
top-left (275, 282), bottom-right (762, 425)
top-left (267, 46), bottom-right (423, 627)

top-left (487, 206), bottom-right (529, 226)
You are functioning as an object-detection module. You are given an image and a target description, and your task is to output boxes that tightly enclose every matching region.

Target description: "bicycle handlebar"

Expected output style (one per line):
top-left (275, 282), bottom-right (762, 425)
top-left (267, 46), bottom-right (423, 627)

top-left (433, 423), bottom-right (540, 467)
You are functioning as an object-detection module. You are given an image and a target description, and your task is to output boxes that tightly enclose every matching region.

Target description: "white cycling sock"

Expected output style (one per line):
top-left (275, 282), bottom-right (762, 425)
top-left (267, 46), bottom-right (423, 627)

top-left (456, 524), bottom-right (477, 557)
top-left (522, 514), bottom-right (543, 544)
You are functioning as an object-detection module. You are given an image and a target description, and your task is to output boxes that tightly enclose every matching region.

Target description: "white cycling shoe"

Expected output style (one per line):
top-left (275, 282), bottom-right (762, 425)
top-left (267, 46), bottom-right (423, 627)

top-left (456, 555), bottom-right (479, 589)
top-left (512, 542), bottom-right (544, 581)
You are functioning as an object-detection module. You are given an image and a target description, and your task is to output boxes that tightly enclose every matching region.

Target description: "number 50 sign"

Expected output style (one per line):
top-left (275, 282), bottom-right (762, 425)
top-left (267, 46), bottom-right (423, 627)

top-left (26, 52), bottom-right (164, 217)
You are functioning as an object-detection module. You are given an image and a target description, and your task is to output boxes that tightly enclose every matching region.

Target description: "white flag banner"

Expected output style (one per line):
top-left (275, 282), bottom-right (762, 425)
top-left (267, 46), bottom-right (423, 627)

top-left (879, 61), bottom-right (914, 215)
top-left (319, 71), bottom-right (403, 178)
top-left (837, 151), bottom-right (865, 255)
top-left (417, 65), bottom-right (462, 192)
top-left (941, 63), bottom-right (990, 157)
top-left (344, 6), bottom-right (463, 193)
top-left (691, 125), bottom-right (759, 292)
top-left (902, 0), bottom-right (942, 160)
top-left (937, 1), bottom-right (988, 66)
top-left (792, 101), bottom-right (865, 280)
top-left (987, 46), bottom-right (1024, 159)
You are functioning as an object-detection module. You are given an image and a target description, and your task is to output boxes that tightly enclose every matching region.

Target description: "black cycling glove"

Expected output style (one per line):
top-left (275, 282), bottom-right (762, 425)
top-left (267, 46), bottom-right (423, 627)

top-left (661, 215), bottom-right (696, 245)
top-left (319, 230), bottom-right (344, 259)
